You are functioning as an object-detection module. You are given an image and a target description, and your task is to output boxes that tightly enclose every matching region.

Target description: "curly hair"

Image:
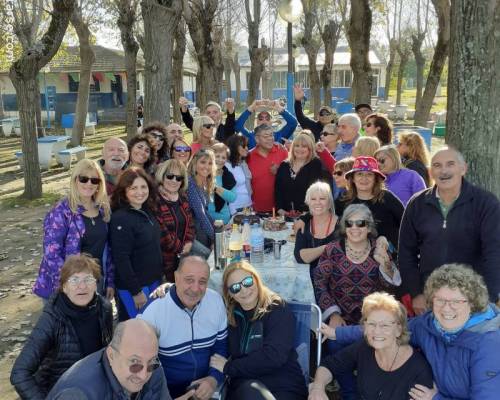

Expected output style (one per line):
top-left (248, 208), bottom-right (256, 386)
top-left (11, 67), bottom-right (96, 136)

top-left (142, 121), bottom-right (169, 160)
top-left (127, 134), bottom-right (156, 171)
top-left (366, 113), bottom-right (393, 146)
top-left (110, 166), bottom-right (158, 212)
top-left (424, 264), bottom-right (489, 313)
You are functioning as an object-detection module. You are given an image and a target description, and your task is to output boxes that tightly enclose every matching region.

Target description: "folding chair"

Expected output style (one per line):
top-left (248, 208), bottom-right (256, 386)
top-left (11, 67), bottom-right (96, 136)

top-left (288, 300), bottom-right (322, 385)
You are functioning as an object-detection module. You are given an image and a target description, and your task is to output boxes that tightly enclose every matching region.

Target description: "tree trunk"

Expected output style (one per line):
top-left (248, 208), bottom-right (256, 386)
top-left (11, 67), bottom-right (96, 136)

top-left (183, 0), bottom-right (223, 109)
top-left (396, 46), bottom-right (410, 105)
top-left (70, 9), bottom-right (95, 146)
top-left (414, 0), bottom-right (450, 126)
top-left (142, 0), bottom-right (182, 124)
top-left (231, 52), bottom-right (241, 109)
top-left (0, 85), bottom-right (6, 136)
top-left (223, 57), bottom-right (232, 99)
top-left (347, 0), bottom-right (373, 105)
top-left (9, 0), bottom-right (76, 199)
top-left (321, 19), bottom-right (341, 107)
top-left (411, 33), bottom-right (426, 110)
top-left (172, 20), bottom-right (186, 124)
top-left (384, 39), bottom-right (397, 101)
top-left (35, 89), bottom-right (44, 137)
top-left (117, 0), bottom-right (140, 140)
top-left (446, 0), bottom-right (500, 197)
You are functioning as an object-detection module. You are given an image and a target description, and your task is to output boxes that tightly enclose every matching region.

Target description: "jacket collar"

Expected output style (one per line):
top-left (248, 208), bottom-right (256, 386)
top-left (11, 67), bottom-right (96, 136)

top-left (102, 349), bottom-right (136, 399)
top-left (425, 178), bottom-right (473, 207)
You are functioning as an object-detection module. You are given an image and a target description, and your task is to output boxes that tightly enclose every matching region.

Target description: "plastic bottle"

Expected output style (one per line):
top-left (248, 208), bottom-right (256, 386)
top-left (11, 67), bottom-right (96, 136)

top-left (241, 219), bottom-right (251, 261)
top-left (250, 223), bottom-right (264, 264)
top-left (228, 224), bottom-right (242, 262)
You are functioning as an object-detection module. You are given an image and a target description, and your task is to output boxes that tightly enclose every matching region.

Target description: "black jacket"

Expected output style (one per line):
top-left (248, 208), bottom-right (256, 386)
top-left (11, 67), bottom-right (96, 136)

top-left (294, 100), bottom-right (333, 141)
top-left (46, 348), bottom-right (172, 400)
top-left (224, 302), bottom-right (307, 398)
top-left (110, 206), bottom-right (163, 295)
top-left (10, 293), bottom-right (112, 400)
top-left (399, 179), bottom-right (500, 300)
top-left (181, 108), bottom-right (236, 143)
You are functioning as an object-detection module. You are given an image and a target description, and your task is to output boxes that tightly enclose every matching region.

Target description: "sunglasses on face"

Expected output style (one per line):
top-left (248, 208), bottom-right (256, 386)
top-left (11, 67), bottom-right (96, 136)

top-left (258, 115), bottom-right (271, 121)
top-left (151, 133), bottom-right (164, 140)
top-left (164, 174), bottom-right (183, 182)
top-left (203, 123), bottom-right (215, 129)
top-left (321, 131), bottom-right (337, 136)
top-left (333, 171), bottom-right (344, 177)
top-left (345, 219), bottom-right (368, 228)
top-left (78, 175), bottom-right (101, 185)
top-left (113, 347), bottom-right (161, 374)
top-left (174, 146), bottom-right (191, 153)
top-left (376, 158), bottom-right (386, 165)
top-left (228, 275), bottom-right (254, 294)
top-left (365, 122), bottom-right (374, 127)
top-left (319, 110), bottom-right (332, 117)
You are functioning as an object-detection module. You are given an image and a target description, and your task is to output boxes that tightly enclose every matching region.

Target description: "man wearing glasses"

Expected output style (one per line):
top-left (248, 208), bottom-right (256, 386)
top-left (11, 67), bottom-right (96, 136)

top-left (47, 319), bottom-right (194, 399)
top-left (234, 98), bottom-right (298, 149)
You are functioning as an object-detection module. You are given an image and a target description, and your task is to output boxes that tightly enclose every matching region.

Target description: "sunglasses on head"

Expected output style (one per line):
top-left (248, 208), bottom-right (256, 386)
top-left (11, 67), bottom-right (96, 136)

top-left (333, 171), bottom-right (344, 177)
top-left (78, 175), bottom-right (101, 185)
top-left (228, 276), bottom-right (254, 294)
top-left (174, 146), bottom-right (191, 153)
top-left (112, 347), bottom-right (161, 374)
top-left (203, 123), bottom-right (215, 129)
top-left (319, 110), bottom-right (332, 117)
top-left (164, 174), bottom-right (183, 182)
top-left (345, 219), bottom-right (368, 228)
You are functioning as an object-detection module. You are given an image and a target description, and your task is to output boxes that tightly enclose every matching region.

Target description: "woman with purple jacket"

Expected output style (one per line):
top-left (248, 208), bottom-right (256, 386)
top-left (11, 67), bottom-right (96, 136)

top-left (33, 159), bottom-right (114, 301)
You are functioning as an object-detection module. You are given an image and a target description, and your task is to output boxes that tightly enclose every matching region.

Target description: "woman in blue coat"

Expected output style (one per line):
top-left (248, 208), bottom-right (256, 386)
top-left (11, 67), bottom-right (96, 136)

top-left (321, 263), bottom-right (500, 400)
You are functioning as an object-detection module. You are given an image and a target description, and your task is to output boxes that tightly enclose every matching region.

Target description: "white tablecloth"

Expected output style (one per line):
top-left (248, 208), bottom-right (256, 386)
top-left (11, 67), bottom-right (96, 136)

top-left (208, 240), bottom-right (316, 303)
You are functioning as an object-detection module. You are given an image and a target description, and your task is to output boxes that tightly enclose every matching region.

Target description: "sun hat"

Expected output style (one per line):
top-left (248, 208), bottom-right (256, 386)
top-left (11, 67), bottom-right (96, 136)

top-left (344, 156), bottom-right (386, 180)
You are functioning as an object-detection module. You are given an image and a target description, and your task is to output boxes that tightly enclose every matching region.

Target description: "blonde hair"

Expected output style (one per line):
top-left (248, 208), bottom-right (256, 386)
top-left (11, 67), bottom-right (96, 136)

top-left (305, 181), bottom-right (335, 214)
top-left (192, 116), bottom-right (215, 144)
top-left (374, 145), bottom-right (403, 171)
top-left (361, 292), bottom-right (410, 345)
top-left (352, 136), bottom-right (381, 157)
top-left (222, 261), bottom-right (283, 327)
top-left (69, 159), bottom-right (110, 222)
top-left (289, 133), bottom-right (316, 164)
top-left (397, 131), bottom-right (430, 166)
top-left (155, 159), bottom-right (189, 194)
top-left (211, 142), bottom-right (229, 158)
top-left (187, 149), bottom-right (216, 195)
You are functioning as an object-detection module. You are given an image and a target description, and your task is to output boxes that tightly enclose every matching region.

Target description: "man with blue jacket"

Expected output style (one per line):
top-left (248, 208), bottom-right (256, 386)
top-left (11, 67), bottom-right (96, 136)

top-left (140, 256), bottom-right (228, 400)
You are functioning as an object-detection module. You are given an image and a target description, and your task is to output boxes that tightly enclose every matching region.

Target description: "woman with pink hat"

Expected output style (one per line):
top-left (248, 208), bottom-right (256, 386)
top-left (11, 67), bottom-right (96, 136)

top-left (335, 156), bottom-right (404, 250)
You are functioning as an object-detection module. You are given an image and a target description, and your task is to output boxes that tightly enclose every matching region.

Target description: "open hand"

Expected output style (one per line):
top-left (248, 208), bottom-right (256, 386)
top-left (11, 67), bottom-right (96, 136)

top-left (225, 98), bottom-right (235, 113)
top-left (179, 97), bottom-right (190, 112)
top-left (294, 84), bottom-right (305, 101)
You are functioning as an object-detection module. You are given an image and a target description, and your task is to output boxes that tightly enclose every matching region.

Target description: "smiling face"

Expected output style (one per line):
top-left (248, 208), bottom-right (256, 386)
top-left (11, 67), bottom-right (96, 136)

top-left (364, 309), bottom-right (401, 351)
top-left (147, 132), bottom-right (165, 152)
top-left (195, 156), bottom-right (214, 179)
top-left (345, 211), bottom-right (369, 243)
top-left (308, 190), bottom-right (331, 216)
top-left (255, 129), bottom-right (274, 151)
top-left (174, 259), bottom-right (209, 309)
top-left (126, 177), bottom-right (149, 209)
top-left (318, 109), bottom-right (333, 125)
top-left (337, 121), bottom-right (358, 143)
top-left (227, 269), bottom-right (259, 311)
top-left (256, 111), bottom-right (271, 126)
top-left (432, 286), bottom-right (471, 331)
top-left (292, 141), bottom-right (311, 162)
top-left (162, 166), bottom-right (183, 194)
top-left (62, 271), bottom-right (97, 307)
top-left (430, 149), bottom-right (466, 193)
top-left (214, 151), bottom-right (227, 170)
top-left (130, 141), bottom-right (151, 167)
top-left (238, 143), bottom-right (248, 158)
top-left (103, 138), bottom-right (128, 171)
top-left (320, 126), bottom-right (339, 148)
top-left (166, 124), bottom-right (183, 146)
top-left (76, 168), bottom-right (100, 201)
top-left (205, 105), bottom-right (221, 124)
top-left (352, 171), bottom-right (376, 195)
top-left (201, 123), bottom-right (215, 141)
top-left (172, 140), bottom-right (191, 165)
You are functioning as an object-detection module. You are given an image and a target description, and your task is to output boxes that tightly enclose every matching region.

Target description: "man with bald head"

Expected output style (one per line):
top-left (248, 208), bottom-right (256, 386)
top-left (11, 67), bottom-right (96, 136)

top-left (99, 137), bottom-right (129, 195)
top-left (399, 146), bottom-right (500, 314)
top-left (47, 319), bottom-right (194, 399)
top-left (140, 255), bottom-right (228, 400)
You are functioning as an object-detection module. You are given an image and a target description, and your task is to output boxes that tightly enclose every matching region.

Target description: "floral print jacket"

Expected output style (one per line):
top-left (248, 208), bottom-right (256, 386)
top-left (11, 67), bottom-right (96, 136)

top-left (33, 198), bottom-right (114, 299)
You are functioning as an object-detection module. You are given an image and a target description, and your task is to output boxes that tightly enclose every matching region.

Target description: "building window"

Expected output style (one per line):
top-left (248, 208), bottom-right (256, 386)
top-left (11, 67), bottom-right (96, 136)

top-left (332, 69), bottom-right (352, 87)
top-left (294, 70), bottom-right (309, 88)
top-left (272, 71), bottom-right (287, 89)
top-left (68, 75), bottom-right (79, 92)
top-left (90, 75), bottom-right (101, 92)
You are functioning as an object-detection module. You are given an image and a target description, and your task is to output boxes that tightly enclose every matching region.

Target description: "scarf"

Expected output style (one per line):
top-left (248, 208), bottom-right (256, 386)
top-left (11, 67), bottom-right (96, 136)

top-left (214, 165), bottom-right (236, 213)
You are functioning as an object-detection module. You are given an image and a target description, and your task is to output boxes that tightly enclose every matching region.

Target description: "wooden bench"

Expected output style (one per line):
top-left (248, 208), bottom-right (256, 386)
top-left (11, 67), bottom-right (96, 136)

top-left (58, 146), bottom-right (87, 170)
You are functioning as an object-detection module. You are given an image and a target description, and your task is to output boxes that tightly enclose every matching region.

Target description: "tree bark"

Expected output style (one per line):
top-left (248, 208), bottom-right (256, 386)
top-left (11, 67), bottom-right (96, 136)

top-left (384, 39), bottom-right (397, 101)
top-left (411, 32), bottom-right (426, 110)
top-left (172, 20), bottom-right (186, 124)
top-left (0, 85), bottom-right (6, 137)
top-left (320, 19), bottom-right (341, 107)
top-left (117, 0), bottom-right (140, 140)
top-left (231, 52), bottom-right (241, 109)
top-left (446, 0), bottom-right (500, 197)
top-left (9, 0), bottom-right (76, 199)
top-left (347, 0), bottom-right (373, 105)
top-left (142, 0), bottom-right (182, 124)
top-left (414, 0), bottom-right (450, 126)
top-left (70, 9), bottom-right (95, 146)
top-left (183, 0), bottom-right (223, 109)
top-left (396, 43), bottom-right (411, 105)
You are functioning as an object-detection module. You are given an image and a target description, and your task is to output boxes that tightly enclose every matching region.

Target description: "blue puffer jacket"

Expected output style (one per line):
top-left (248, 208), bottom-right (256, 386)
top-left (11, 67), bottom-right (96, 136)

top-left (336, 306), bottom-right (500, 400)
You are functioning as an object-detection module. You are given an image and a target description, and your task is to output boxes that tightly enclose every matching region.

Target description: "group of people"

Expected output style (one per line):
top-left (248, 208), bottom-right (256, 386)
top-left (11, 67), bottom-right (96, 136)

top-left (9, 90), bottom-right (500, 400)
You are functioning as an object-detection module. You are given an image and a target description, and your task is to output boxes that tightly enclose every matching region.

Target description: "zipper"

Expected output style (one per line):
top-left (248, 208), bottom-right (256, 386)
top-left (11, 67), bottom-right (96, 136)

top-left (443, 219), bottom-right (447, 229)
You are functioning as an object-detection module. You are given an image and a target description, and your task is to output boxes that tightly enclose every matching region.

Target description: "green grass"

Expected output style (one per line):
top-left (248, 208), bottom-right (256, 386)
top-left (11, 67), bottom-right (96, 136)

top-left (387, 87), bottom-right (447, 113)
top-left (0, 191), bottom-right (63, 209)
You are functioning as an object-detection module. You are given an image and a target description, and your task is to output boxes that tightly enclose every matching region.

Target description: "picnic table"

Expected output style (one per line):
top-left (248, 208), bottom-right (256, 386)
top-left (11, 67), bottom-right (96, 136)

top-left (0, 117), bottom-right (20, 137)
top-left (37, 135), bottom-right (71, 170)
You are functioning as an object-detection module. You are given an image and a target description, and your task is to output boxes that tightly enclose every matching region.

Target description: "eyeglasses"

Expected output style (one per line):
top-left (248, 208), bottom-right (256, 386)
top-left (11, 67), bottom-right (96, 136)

top-left (321, 131), bottom-right (337, 136)
top-left (203, 123), bottom-right (215, 129)
top-left (319, 110), bottom-right (332, 117)
top-left (174, 146), bottom-right (191, 153)
top-left (67, 275), bottom-right (97, 287)
top-left (345, 219), bottom-right (368, 228)
top-left (376, 158), bottom-right (386, 165)
top-left (78, 175), bottom-right (101, 185)
top-left (228, 276), bottom-right (254, 294)
top-left (433, 298), bottom-right (469, 308)
top-left (256, 133), bottom-right (274, 139)
top-left (164, 174), bottom-right (183, 182)
top-left (364, 321), bottom-right (397, 332)
top-left (333, 171), bottom-right (344, 177)
top-left (111, 346), bottom-right (161, 374)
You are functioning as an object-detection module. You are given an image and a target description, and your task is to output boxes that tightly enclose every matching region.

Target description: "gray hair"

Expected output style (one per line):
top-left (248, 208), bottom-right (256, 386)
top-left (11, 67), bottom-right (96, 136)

top-left (339, 203), bottom-right (377, 237)
top-left (177, 255), bottom-right (211, 276)
top-left (110, 319), bottom-right (159, 351)
top-left (305, 181), bottom-right (335, 214)
top-left (432, 145), bottom-right (466, 166)
top-left (254, 124), bottom-right (273, 136)
top-left (338, 113), bottom-right (362, 132)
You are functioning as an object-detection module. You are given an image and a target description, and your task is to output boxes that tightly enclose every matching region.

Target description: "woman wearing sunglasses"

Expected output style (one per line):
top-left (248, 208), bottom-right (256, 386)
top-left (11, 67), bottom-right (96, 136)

top-left (170, 138), bottom-right (192, 165)
top-left (364, 113), bottom-right (393, 146)
top-left (210, 261), bottom-right (308, 400)
top-left (226, 134), bottom-right (253, 214)
top-left (143, 122), bottom-right (170, 163)
top-left (314, 203), bottom-right (400, 399)
top-left (155, 160), bottom-right (195, 282)
top-left (12, 255), bottom-right (113, 399)
top-left (110, 167), bottom-right (163, 320)
top-left (191, 116), bottom-right (217, 155)
top-left (34, 159), bottom-right (114, 301)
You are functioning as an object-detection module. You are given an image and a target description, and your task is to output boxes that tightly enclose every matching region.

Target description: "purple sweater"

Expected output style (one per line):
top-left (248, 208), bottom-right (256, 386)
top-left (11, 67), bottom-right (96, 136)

top-left (33, 198), bottom-right (114, 299)
top-left (385, 168), bottom-right (426, 206)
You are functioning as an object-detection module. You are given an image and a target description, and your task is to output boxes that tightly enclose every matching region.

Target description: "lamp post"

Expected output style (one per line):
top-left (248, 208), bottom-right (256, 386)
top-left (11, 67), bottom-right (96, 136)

top-left (278, 0), bottom-right (303, 114)
top-left (42, 65), bottom-right (51, 129)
